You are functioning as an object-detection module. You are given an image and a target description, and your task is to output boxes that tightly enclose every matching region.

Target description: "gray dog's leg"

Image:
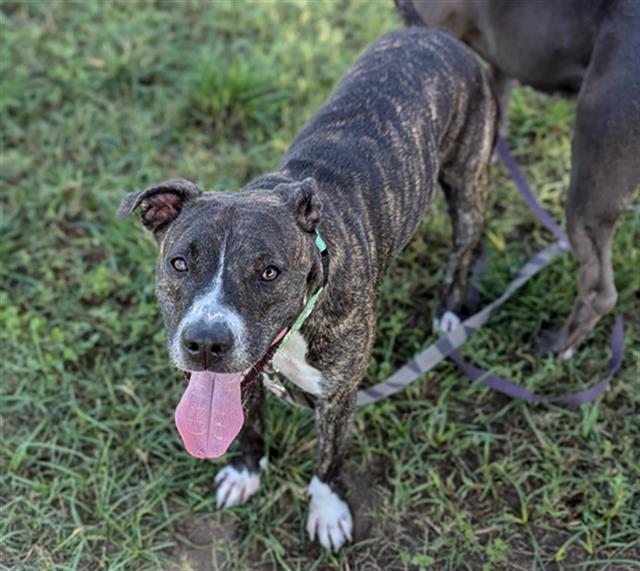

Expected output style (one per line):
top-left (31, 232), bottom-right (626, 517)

top-left (214, 379), bottom-right (267, 508)
top-left (552, 17), bottom-right (640, 357)
top-left (556, 129), bottom-right (638, 356)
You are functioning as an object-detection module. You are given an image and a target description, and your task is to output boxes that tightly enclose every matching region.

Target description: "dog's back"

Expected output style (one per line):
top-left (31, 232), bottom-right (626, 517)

top-left (279, 28), bottom-right (496, 274)
top-left (396, 0), bottom-right (640, 94)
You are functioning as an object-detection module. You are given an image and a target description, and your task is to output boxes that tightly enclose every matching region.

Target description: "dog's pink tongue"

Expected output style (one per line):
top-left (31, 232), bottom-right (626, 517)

top-left (174, 371), bottom-right (244, 459)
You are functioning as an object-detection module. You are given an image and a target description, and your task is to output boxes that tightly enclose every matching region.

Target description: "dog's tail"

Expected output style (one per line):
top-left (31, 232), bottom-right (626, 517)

top-left (394, 0), bottom-right (426, 27)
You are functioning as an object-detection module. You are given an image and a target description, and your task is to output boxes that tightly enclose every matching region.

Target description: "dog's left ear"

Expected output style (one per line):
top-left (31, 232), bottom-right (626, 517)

top-left (117, 178), bottom-right (202, 236)
top-left (275, 177), bottom-right (322, 233)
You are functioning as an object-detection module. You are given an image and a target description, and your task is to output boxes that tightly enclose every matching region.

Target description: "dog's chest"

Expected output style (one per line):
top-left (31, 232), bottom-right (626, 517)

top-left (272, 331), bottom-right (323, 396)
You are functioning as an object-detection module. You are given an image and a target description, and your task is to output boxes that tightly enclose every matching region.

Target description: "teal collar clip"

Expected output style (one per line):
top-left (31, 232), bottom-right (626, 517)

top-left (281, 232), bottom-right (328, 345)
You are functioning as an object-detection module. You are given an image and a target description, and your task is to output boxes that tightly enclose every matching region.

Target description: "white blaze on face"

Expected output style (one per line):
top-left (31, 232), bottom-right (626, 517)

top-left (170, 244), bottom-right (248, 368)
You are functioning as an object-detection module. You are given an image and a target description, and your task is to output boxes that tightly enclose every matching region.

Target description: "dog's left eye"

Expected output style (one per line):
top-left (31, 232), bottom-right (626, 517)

top-left (171, 257), bottom-right (189, 272)
top-left (260, 266), bottom-right (280, 281)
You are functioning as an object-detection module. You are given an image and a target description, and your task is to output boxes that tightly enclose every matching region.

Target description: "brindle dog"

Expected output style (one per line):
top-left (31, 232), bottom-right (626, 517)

top-left (397, 0), bottom-right (640, 358)
top-left (118, 28), bottom-right (497, 551)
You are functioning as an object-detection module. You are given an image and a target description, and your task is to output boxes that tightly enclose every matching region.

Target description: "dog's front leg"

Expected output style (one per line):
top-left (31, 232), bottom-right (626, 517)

top-left (307, 383), bottom-right (358, 552)
top-left (214, 378), bottom-right (267, 508)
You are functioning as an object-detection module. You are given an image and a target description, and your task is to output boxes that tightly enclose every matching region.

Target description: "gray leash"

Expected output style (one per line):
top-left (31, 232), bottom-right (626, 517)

top-left (356, 242), bottom-right (568, 406)
top-left (263, 139), bottom-right (625, 409)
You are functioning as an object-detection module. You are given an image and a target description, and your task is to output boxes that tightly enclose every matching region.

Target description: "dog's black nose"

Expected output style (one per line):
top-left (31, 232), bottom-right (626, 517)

top-left (182, 322), bottom-right (234, 364)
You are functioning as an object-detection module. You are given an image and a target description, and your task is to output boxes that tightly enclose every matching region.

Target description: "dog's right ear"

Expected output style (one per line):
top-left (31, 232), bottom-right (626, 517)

top-left (117, 178), bottom-right (202, 237)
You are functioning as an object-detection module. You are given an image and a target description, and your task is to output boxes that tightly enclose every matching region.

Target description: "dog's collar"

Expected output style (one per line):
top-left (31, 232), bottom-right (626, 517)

top-left (281, 231), bottom-right (329, 345)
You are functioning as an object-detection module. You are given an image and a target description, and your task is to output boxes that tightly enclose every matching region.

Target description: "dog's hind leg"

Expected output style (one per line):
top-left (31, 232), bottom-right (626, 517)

top-left (435, 170), bottom-right (489, 332)
top-left (553, 116), bottom-right (639, 356)
top-left (551, 22), bottom-right (640, 357)
top-left (435, 115), bottom-right (495, 332)
top-left (214, 379), bottom-right (267, 508)
top-left (556, 205), bottom-right (621, 359)
top-left (434, 61), bottom-right (497, 333)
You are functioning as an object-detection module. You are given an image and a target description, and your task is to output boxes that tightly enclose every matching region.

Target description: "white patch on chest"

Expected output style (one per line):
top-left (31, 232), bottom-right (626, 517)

top-left (272, 331), bottom-right (323, 396)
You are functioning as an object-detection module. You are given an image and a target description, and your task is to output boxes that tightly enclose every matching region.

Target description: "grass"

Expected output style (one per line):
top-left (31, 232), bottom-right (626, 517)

top-left (1, 1), bottom-right (639, 570)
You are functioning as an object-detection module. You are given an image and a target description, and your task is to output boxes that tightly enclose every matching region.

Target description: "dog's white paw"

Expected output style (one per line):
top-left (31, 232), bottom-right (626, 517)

top-left (433, 310), bottom-right (461, 334)
top-left (561, 346), bottom-right (575, 361)
top-left (306, 476), bottom-right (353, 552)
top-left (214, 457), bottom-right (267, 509)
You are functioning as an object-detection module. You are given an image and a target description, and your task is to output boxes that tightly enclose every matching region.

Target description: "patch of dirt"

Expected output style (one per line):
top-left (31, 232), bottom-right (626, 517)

top-left (165, 513), bottom-right (237, 571)
top-left (237, 453), bottom-right (395, 571)
top-left (345, 453), bottom-right (393, 542)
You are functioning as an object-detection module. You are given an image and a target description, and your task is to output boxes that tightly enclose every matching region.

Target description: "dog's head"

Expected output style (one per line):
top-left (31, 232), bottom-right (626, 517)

top-left (118, 177), bottom-right (323, 375)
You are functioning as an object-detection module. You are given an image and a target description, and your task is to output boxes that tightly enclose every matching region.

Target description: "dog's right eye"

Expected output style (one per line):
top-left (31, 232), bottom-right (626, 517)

top-left (170, 257), bottom-right (189, 272)
top-left (260, 266), bottom-right (280, 281)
